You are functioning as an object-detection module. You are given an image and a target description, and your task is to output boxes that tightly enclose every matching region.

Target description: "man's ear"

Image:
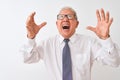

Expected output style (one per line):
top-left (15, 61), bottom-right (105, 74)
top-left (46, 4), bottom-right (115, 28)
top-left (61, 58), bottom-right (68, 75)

top-left (56, 21), bottom-right (58, 26)
top-left (56, 21), bottom-right (57, 25)
top-left (76, 21), bottom-right (79, 28)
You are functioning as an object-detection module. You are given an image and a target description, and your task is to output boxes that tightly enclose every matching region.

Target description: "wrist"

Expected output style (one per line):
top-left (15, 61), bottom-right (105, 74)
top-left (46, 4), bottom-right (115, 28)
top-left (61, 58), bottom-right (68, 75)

top-left (27, 34), bottom-right (36, 39)
top-left (99, 34), bottom-right (110, 40)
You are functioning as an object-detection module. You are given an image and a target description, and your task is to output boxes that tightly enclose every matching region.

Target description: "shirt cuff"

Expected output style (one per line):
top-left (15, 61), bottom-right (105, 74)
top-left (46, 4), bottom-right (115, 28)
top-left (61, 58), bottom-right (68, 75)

top-left (99, 37), bottom-right (114, 49)
top-left (28, 38), bottom-right (36, 47)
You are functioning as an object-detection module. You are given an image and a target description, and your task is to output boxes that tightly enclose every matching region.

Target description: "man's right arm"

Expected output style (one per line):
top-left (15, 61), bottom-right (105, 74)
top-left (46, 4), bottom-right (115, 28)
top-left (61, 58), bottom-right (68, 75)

top-left (20, 38), bottom-right (44, 64)
top-left (20, 12), bottom-right (47, 63)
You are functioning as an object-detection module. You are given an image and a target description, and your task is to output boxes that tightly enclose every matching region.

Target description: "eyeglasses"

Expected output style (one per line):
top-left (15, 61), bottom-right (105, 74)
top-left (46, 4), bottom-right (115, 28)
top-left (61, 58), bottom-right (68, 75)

top-left (57, 14), bottom-right (77, 20)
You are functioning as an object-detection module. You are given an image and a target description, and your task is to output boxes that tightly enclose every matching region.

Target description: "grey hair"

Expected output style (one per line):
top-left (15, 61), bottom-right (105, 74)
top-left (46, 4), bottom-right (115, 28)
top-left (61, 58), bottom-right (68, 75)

top-left (59, 6), bottom-right (78, 20)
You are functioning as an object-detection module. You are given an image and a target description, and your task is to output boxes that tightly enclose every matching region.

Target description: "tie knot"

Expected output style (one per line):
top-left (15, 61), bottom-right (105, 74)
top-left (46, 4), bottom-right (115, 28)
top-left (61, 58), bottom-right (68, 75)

top-left (64, 39), bottom-right (69, 43)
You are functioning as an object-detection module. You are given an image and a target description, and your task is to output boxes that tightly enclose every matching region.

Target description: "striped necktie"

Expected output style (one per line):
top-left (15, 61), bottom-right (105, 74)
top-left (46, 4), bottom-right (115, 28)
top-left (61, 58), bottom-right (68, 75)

top-left (62, 39), bottom-right (73, 80)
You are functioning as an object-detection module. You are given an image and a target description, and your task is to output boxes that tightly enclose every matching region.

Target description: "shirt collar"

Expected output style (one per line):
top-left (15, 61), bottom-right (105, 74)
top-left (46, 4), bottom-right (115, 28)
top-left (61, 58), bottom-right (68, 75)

top-left (58, 33), bottom-right (77, 44)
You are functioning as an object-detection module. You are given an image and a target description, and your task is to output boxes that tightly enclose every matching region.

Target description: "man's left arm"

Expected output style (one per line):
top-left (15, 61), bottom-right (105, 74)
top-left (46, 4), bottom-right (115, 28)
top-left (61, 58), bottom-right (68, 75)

top-left (87, 8), bottom-right (120, 67)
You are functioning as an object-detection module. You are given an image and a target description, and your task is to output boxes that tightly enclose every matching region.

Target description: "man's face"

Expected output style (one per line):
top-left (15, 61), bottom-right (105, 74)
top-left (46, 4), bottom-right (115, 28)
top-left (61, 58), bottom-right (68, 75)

top-left (56, 9), bottom-right (79, 39)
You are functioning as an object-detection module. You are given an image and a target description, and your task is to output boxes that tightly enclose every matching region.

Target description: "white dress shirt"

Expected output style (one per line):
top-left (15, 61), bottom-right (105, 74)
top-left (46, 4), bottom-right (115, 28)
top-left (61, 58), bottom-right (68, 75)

top-left (21, 33), bottom-right (120, 80)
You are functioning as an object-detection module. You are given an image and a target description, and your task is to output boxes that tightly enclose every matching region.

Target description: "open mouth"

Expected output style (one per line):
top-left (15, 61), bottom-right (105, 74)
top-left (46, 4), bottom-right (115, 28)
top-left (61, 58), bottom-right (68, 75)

top-left (62, 26), bottom-right (70, 29)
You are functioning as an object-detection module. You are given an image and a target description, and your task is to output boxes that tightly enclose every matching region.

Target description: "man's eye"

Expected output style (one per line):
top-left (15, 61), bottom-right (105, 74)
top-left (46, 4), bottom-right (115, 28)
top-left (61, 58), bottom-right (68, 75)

top-left (57, 15), bottom-right (62, 19)
top-left (60, 15), bottom-right (64, 18)
top-left (68, 15), bottom-right (72, 18)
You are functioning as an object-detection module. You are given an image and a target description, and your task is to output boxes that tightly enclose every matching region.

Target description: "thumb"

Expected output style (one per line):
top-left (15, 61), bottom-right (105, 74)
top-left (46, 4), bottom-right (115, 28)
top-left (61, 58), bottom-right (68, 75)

top-left (87, 26), bottom-right (96, 33)
top-left (38, 22), bottom-right (47, 29)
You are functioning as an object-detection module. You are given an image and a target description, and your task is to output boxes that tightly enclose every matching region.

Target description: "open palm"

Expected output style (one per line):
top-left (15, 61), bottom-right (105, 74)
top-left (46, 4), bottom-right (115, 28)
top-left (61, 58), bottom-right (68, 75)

top-left (87, 8), bottom-right (113, 39)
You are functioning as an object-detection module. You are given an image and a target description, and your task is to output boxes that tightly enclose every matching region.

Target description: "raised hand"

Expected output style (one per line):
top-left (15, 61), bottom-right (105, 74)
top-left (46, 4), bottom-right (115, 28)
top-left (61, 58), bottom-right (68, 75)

top-left (26, 12), bottom-right (47, 39)
top-left (87, 8), bottom-right (113, 40)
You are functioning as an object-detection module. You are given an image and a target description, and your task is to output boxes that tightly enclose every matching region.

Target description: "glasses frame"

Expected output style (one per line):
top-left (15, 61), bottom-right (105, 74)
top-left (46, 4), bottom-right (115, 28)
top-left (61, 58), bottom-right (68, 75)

top-left (57, 14), bottom-right (77, 20)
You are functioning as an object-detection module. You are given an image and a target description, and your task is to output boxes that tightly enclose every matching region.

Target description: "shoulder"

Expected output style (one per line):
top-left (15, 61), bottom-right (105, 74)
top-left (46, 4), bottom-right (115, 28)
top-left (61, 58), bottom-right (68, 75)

top-left (75, 33), bottom-right (95, 41)
top-left (43, 35), bottom-right (59, 44)
top-left (73, 33), bottom-right (98, 45)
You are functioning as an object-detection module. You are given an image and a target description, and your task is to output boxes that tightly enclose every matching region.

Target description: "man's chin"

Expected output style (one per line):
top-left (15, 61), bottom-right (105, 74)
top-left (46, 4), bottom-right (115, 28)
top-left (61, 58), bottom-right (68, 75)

top-left (61, 33), bottom-right (71, 39)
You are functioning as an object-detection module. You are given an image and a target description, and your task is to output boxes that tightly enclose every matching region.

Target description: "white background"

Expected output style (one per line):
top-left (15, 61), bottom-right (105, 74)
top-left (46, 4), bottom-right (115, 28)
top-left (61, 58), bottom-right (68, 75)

top-left (0, 0), bottom-right (120, 80)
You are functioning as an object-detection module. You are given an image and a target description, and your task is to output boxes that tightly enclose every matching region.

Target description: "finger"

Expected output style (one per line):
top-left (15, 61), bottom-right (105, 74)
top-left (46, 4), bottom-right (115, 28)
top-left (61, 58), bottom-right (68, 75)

top-left (38, 22), bottom-right (47, 29)
top-left (26, 12), bottom-right (36, 25)
top-left (108, 18), bottom-right (113, 28)
top-left (87, 26), bottom-right (96, 33)
top-left (101, 8), bottom-right (105, 21)
top-left (105, 11), bottom-right (109, 23)
top-left (30, 12), bottom-right (36, 22)
top-left (96, 9), bottom-right (101, 22)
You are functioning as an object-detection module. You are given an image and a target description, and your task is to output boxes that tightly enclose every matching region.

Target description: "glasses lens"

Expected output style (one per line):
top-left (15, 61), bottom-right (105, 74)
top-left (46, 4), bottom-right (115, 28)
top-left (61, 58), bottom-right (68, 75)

top-left (67, 15), bottom-right (74, 19)
top-left (57, 14), bottom-right (64, 20)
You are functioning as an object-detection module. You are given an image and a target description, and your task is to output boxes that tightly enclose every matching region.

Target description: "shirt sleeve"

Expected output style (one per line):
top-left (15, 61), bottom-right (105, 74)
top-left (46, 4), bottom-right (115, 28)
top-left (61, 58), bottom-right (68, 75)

top-left (20, 38), bottom-right (44, 64)
top-left (92, 37), bottom-right (120, 67)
